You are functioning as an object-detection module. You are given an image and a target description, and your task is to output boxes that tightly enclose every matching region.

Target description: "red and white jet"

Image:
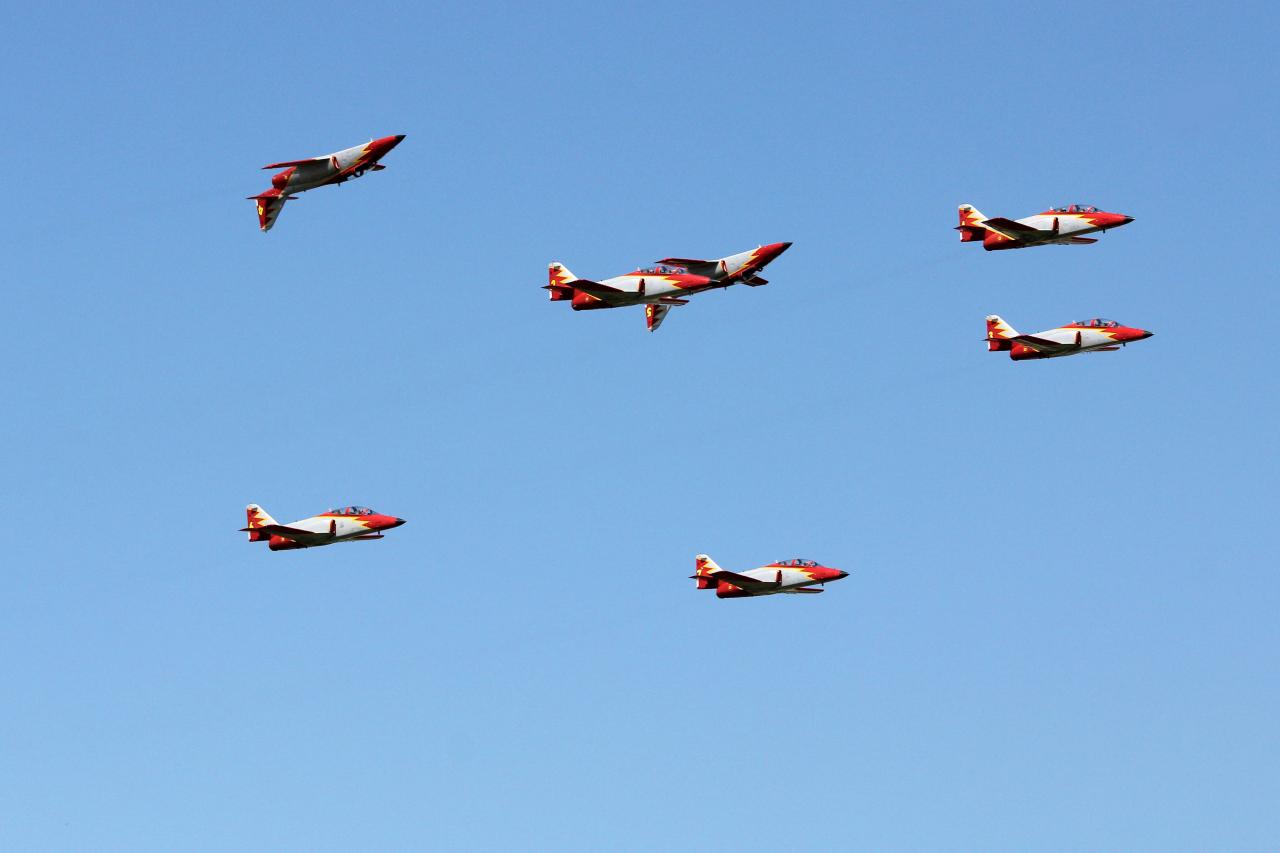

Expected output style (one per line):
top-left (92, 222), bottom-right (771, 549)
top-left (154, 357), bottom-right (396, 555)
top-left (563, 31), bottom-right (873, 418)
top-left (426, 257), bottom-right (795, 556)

top-left (241, 504), bottom-right (406, 551)
top-left (247, 134), bottom-right (405, 232)
top-left (986, 315), bottom-right (1154, 361)
top-left (957, 203), bottom-right (1133, 250)
top-left (691, 554), bottom-right (848, 599)
top-left (543, 242), bottom-right (792, 331)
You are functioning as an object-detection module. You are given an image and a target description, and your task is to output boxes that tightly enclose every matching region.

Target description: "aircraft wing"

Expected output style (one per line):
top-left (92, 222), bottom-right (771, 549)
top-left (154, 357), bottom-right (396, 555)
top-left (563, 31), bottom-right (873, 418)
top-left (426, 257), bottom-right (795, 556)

top-left (568, 279), bottom-right (628, 302)
top-left (1011, 334), bottom-right (1078, 354)
top-left (981, 217), bottom-right (1046, 240)
top-left (261, 156), bottom-right (328, 169)
top-left (238, 522), bottom-right (327, 540)
top-left (781, 587), bottom-right (825, 594)
top-left (711, 569), bottom-right (780, 590)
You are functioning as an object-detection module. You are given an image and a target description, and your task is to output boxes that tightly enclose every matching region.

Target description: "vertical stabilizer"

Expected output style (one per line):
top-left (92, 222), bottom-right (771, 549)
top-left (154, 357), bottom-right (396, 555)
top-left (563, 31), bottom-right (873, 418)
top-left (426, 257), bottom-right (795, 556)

top-left (957, 204), bottom-right (988, 242)
top-left (244, 504), bottom-right (279, 541)
top-left (986, 315), bottom-right (1018, 351)
top-left (693, 554), bottom-right (723, 589)
top-left (545, 262), bottom-right (577, 301)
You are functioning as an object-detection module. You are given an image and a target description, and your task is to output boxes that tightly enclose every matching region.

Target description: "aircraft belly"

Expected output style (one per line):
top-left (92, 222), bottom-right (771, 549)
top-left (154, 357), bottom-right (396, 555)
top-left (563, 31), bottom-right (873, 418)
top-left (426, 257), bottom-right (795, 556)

top-left (287, 172), bottom-right (334, 193)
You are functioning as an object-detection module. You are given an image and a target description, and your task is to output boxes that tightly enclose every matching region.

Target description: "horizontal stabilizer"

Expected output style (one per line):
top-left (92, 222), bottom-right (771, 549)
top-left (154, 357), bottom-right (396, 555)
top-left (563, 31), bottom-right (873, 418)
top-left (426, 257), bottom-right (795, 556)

top-left (783, 587), bottom-right (825, 594)
top-left (742, 276), bottom-right (769, 287)
top-left (654, 257), bottom-right (709, 265)
top-left (657, 296), bottom-right (690, 305)
top-left (1066, 237), bottom-right (1097, 245)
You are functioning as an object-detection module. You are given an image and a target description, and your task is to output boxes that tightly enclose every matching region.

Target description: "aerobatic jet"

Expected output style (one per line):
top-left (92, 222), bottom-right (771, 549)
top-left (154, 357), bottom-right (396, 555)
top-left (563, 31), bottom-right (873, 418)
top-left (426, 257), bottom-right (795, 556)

top-left (691, 554), bottom-right (848, 599)
top-left (986, 315), bottom-right (1153, 361)
top-left (240, 504), bottom-right (406, 551)
top-left (543, 242), bottom-right (792, 331)
top-left (247, 134), bottom-right (405, 231)
top-left (956, 203), bottom-right (1133, 250)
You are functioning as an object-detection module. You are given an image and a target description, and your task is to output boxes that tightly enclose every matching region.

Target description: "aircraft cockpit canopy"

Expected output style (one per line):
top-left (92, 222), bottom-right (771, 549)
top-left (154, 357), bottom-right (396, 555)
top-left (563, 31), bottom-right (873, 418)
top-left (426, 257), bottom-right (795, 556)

top-left (1073, 318), bottom-right (1119, 328)
top-left (1050, 204), bottom-right (1099, 213)
top-left (775, 558), bottom-right (820, 568)
top-left (636, 264), bottom-right (688, 275)
top-left (327, 506), bottom-right (375, 516)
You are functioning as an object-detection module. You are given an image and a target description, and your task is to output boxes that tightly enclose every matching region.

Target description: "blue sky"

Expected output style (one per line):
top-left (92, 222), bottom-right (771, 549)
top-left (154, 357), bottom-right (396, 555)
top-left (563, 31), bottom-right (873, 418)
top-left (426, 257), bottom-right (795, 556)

top-left (3, 2), bottom-right (1278, 849)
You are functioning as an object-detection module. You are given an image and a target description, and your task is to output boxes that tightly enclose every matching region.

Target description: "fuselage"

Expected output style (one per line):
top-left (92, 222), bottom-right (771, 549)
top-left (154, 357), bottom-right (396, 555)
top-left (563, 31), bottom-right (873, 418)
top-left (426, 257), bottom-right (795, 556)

top-left (718, 565), bottom-right (848, 597)
top-left (281, 511), bottom-right (402, 540)
top-left (1009, 209), bottom-right (1132, 239)
top-left (958, 203), bottom-right (1134, 250)
top-left (244, 504), bottom-right (406, 551)
top-left (269, 135), bottom-right (405, 195)
top-left (1010, 323), bottom-right (1152, 359)
top-left (561, 242), bottom-right (792, 310)
top-left (693, 556), bottom-right (849, 599)
top-left (987, 316), bottom-right (1154, 361)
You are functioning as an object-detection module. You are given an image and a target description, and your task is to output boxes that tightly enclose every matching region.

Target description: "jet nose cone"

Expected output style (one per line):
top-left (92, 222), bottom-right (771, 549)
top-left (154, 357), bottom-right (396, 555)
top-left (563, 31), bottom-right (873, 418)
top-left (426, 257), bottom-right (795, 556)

top-left (390, 517), bottom-right (407, 528)
top-left (758, 241), bottom-right (792, 262)
top-left (1138, 329), bottom-right (1153, 340)
top-left (393, 134), bottom-right (406, 143)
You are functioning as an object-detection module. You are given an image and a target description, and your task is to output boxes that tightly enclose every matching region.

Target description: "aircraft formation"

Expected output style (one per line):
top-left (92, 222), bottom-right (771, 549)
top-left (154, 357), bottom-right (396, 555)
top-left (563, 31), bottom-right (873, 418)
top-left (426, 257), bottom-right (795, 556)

top-left (241, 135), bottom-right (1154, 599)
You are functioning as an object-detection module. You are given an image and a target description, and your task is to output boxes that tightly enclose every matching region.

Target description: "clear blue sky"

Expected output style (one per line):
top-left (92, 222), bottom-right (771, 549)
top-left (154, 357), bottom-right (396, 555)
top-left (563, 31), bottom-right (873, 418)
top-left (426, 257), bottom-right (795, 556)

top-left (3, 2), bottom-right (1277, 849)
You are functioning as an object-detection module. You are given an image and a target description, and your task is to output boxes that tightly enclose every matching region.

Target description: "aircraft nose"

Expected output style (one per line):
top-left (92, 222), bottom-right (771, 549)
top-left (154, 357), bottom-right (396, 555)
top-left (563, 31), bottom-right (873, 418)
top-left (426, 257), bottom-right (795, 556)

top-left (1137, 329), bottom-right (1153, 340)
top-left (393, 134), bottom-right (406, 143)
top-left (390, 517), bottom-right (407, 528)
top-left (761, 241), bottom-right (792, 261)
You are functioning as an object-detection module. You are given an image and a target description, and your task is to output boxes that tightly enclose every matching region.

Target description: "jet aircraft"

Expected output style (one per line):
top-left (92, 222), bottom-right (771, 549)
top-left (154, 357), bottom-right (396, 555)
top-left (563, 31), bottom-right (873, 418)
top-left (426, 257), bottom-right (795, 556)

top-left (247, 135), bottom-right (406, 231)
top-left (957, 203), bottom-right (1133, 250)
top-left (241, 504), bottom-right (406, 551)
top-left (691, 554), bottom-right (848, 599)
top-left (986, 315), bottom-right (1153, 361)
top-left (543, 242), bottom-right (792, 331)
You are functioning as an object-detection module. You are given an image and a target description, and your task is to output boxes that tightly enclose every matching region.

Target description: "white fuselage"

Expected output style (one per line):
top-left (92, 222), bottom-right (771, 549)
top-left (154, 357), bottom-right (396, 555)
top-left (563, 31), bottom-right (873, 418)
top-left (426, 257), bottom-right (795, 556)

top-left (287, 514), bottom-right (381, 543)
top-left (284, 143), bottom-right (371, 193)
top-left (1020, 327), bottom-right (1123, 357)
top-left (734, 567), bottom-right (824, 594)
top-left (1015, 213), bottom-right (1099, 238)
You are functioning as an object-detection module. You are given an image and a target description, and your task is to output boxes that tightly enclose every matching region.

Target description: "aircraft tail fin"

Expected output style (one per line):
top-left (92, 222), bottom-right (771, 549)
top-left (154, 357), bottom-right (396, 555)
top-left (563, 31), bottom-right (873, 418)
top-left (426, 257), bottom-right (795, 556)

top-left (986, 315), bottom-right (1018, 351)
top-left (957, 204), bottom-right (988, 242)
top-left (248, 189), bottom-right (290, 232)
top-left (544, 262), bottom-right (577, 301)
top-left (243, 504), bottom-right (279, 541)
top-left (692, 554), bottom-right (723, 589)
